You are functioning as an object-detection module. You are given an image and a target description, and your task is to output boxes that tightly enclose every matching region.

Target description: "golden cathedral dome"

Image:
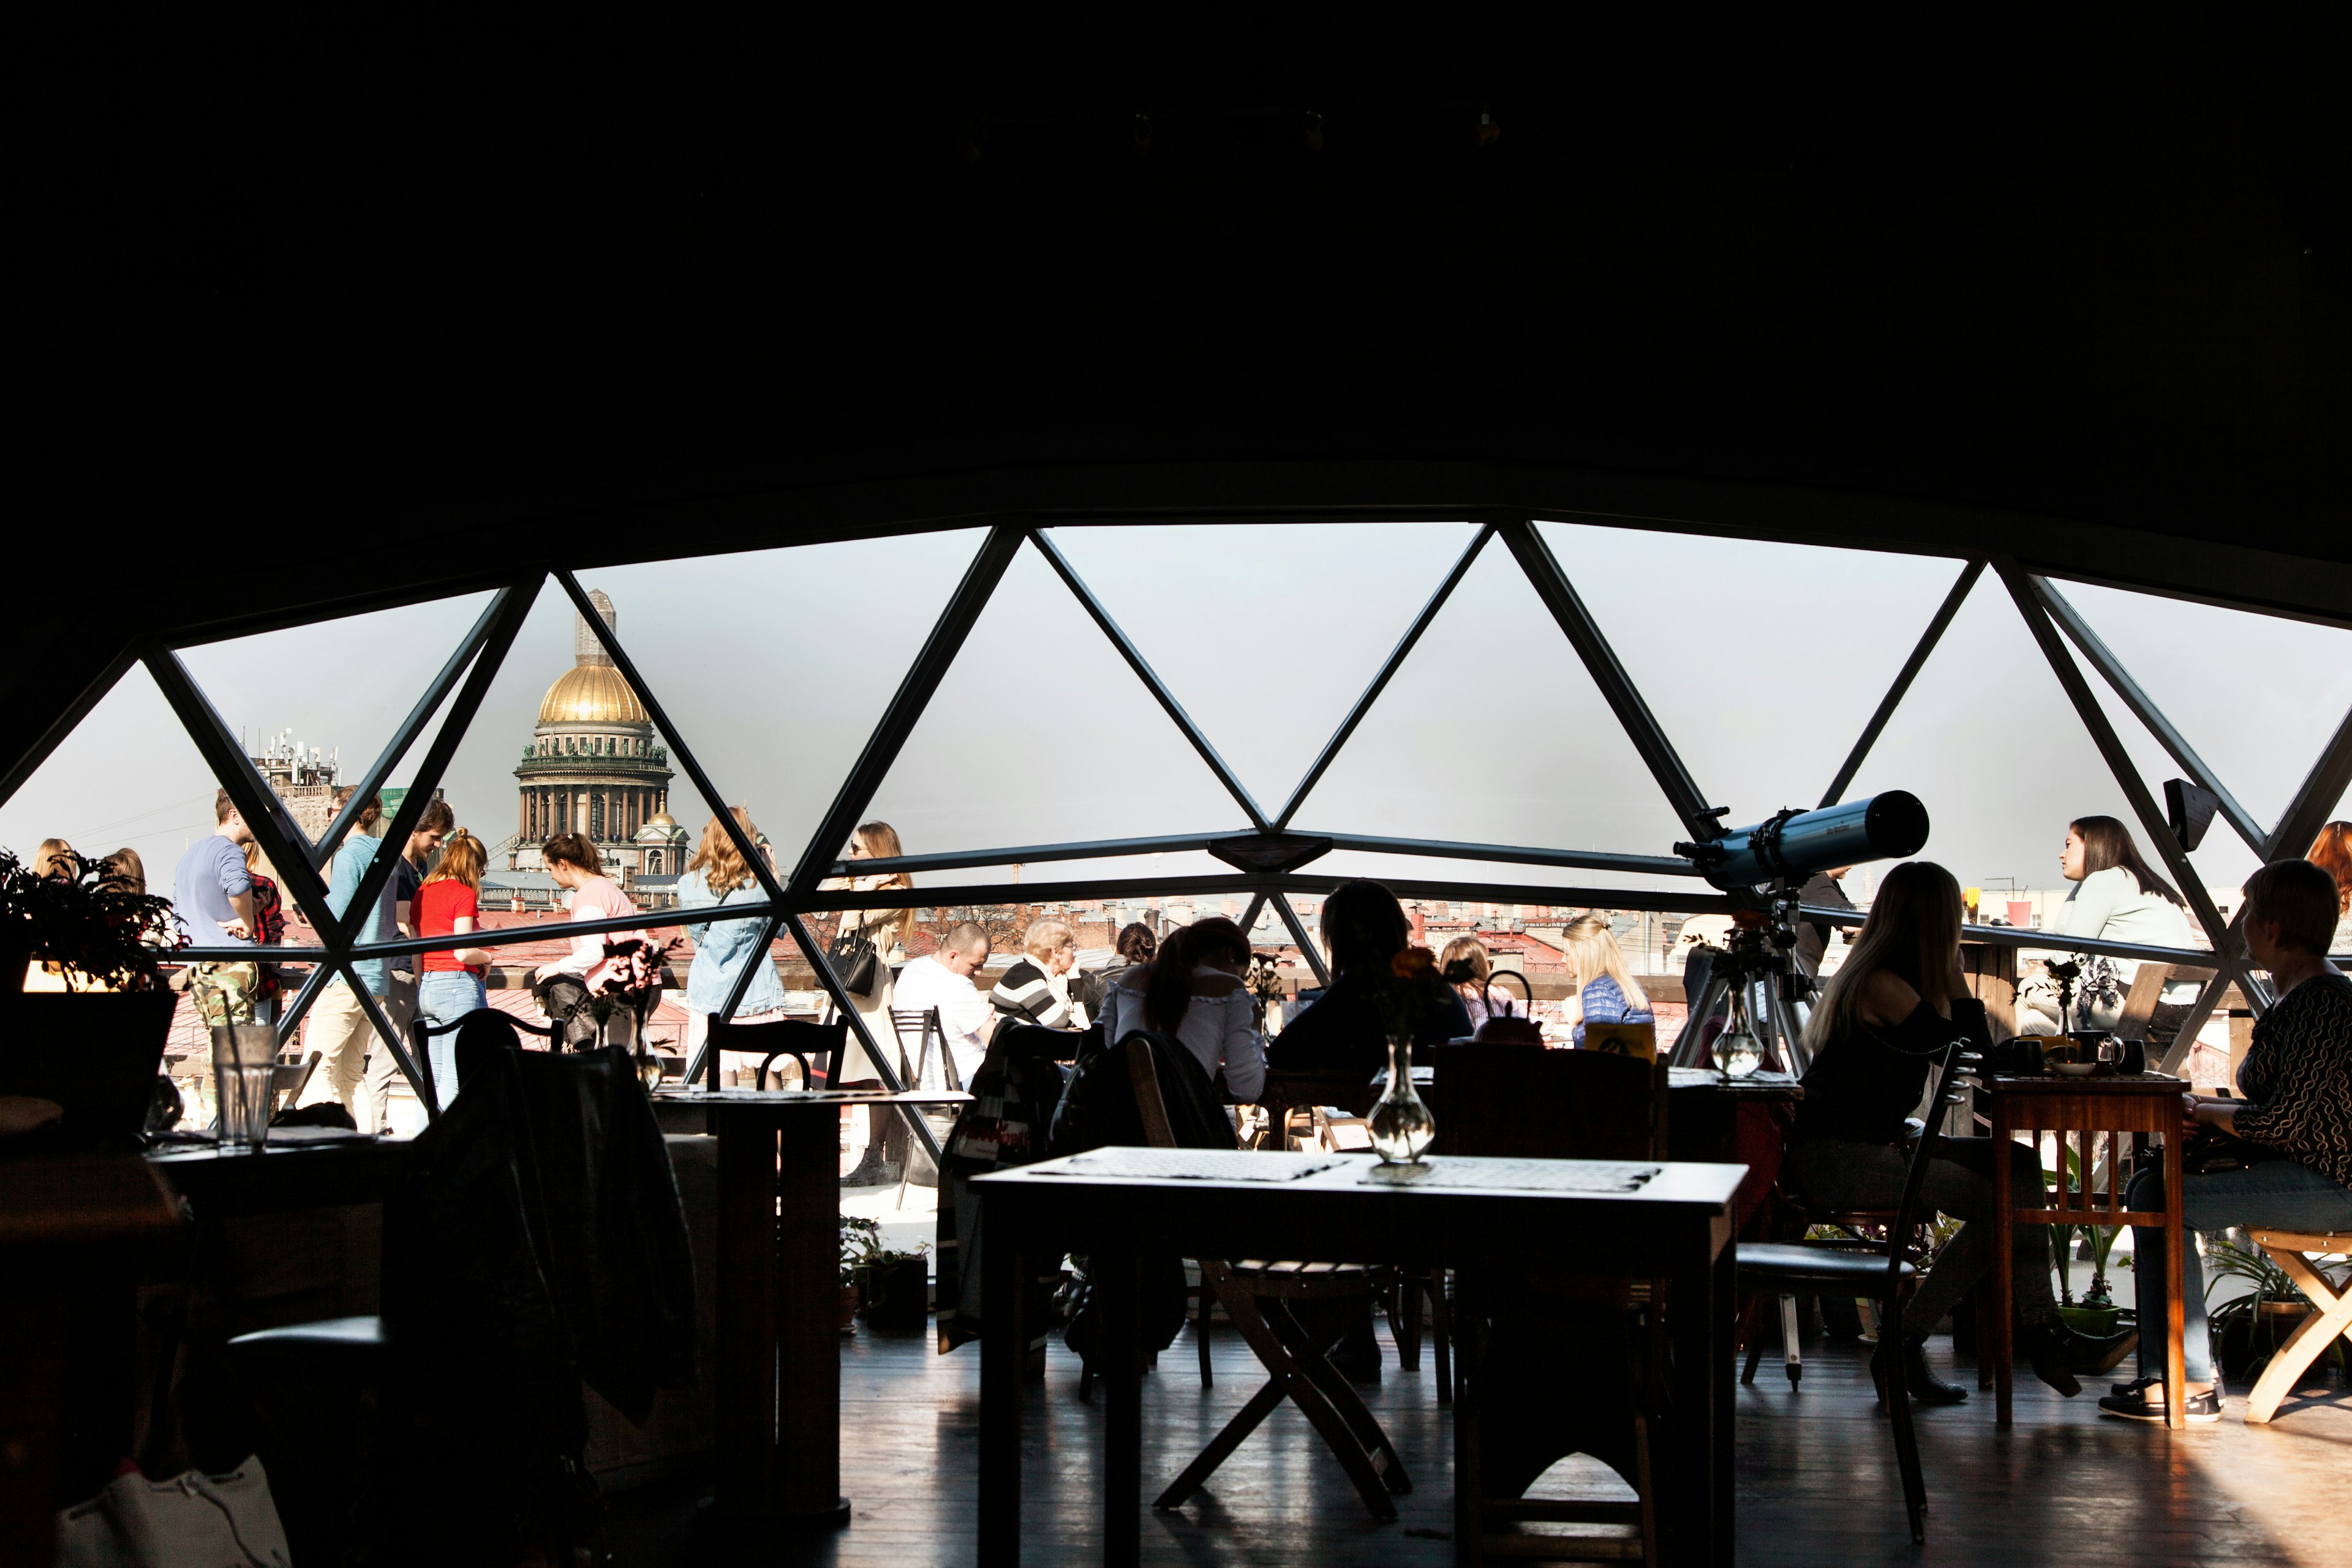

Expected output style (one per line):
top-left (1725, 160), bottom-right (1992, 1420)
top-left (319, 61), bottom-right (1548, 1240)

top-left (537, 663), bottom-right (649, 726)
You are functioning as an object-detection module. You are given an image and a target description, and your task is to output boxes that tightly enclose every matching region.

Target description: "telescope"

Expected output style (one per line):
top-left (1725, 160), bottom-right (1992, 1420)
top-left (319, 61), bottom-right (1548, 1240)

top-left (1674, 791), bottom-right (1929, 892)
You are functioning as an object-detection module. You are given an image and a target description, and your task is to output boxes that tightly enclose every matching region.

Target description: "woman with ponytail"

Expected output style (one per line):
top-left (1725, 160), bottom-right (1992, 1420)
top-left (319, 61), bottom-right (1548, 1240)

top-left (1099, 915), bottom-right (1266, 1101)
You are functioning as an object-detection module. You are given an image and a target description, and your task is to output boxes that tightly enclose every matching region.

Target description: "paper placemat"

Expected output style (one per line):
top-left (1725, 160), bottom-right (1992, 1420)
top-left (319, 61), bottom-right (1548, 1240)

top-left (1036, 1148), bottom-right (1340, 1183)
top-left (1355, 1159), bottom-right (1660, 1193)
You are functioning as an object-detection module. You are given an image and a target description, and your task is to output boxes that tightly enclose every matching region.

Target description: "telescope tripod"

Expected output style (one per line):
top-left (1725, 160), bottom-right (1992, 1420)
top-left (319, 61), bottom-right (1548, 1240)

top-left (1668, 883), bottom-right (1818, 1074)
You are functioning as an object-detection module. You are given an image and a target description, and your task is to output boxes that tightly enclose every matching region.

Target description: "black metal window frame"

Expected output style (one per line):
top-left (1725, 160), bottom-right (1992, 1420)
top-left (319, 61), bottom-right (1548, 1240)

top-left (38, 511), bottom-right (2352, 1110)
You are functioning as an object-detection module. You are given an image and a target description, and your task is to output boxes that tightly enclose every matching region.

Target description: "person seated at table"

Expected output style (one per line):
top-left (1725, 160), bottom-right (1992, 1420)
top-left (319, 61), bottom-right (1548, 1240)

top-left (1266, 879), bottom-right (1471, 1077)
top-left (992, 917), bottom-right (1086, 1029)
top-left (1440, 936), bottom-right (1522, 1031)
top-left (1101, 916), bottom-right (1265, 1101)
top-left (2016, 815), bottom-right (2197, 1035)
top-left (2102, 858), bottom-right (2352, 1423)
top-left (1562, 915), bottom-right (1654, 1047)
top-left (895, 921), bottom-right (995, 1088)
top-left (1785, 859), bottom-right (2124, 1404)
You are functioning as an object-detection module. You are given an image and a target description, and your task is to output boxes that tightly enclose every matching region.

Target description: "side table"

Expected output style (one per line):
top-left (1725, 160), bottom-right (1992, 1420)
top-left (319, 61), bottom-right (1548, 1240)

top-left (1986, 1074), bottom-right (2187, 1428)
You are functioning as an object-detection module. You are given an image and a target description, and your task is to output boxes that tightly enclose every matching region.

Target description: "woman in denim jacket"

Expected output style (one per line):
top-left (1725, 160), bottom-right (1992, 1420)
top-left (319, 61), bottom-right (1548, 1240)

top-left (677, 809), bottom-right (785, 1068)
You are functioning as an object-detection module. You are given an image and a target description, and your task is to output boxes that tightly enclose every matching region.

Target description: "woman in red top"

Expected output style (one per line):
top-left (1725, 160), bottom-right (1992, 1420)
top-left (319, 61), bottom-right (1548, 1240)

top-left (414, 830), bottom-right (495, 1107)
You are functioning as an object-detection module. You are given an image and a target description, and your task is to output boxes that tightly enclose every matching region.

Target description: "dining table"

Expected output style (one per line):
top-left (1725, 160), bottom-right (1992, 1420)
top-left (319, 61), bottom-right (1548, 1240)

top-left (973, 1145), bottom-right (1746, 1568)
top-left (650, 1085), bottom-right (969, 1544)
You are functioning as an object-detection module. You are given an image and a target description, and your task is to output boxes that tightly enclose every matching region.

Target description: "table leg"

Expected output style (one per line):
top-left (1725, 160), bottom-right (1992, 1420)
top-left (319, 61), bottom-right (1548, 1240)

top-left (703, 1106), bottom-right (851, 1544)
top-left (2163, 1131), bottom-right (2186, 1431)
top-left (1099, 1247), bottom-right (1143, 1568)
top-left (1991, 1117), bottom-right (2015, 1427)
top-left (1666, 1226), bottom-right (1728, 1568)
top-left (978, 1211), bottom-right (1024, 1568)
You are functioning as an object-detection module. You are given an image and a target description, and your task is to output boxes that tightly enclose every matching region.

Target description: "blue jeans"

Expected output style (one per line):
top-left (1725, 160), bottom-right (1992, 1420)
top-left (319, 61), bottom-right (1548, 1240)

top-left (2128, 1157), bottom-right (2352, 1382)
top-left (417, 971), bottom-right (486, 1109)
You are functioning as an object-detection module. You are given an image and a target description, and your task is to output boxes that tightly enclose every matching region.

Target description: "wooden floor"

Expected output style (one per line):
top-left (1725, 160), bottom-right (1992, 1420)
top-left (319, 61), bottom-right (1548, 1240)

top-left (606, 1321), bottom-right (2351, 1567)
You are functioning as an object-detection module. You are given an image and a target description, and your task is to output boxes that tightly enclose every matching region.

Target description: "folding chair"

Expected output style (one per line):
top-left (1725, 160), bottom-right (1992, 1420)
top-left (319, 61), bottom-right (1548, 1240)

top-left (888, 1007), bottom-right (963, 1207)
top-left (2244, 1229), bottom-right (2352, 1423)
top-left (1126, 1039), bottom-right (1412, 1523)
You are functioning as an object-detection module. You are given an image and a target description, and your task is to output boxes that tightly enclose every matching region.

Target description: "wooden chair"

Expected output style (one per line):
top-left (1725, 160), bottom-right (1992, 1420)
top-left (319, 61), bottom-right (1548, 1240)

top-left (2244, 1229), bottom-right (2352, 1424)
top-left (410, 1008), bottom-right (557, 1106)
top-left (1125, 1039), bottom-right (1413, 1523)
top-left (1431, 1044), bottom-right (1669, 1567)
top-left (706, 1014), bottom-right (848, 1090)
top-left (1736, 1041), bottom-right (1965, 1545)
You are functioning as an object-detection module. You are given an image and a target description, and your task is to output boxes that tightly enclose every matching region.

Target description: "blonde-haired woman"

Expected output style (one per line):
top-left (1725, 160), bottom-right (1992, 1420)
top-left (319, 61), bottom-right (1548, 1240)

top-left (413, 829), bottom-right (495, 1106)
top-left (825, 821), bottom-right (914, 1177)
top-left (1561, 915), bottom-right (1653, 1046)
top-left (678, 807), bottom-right (786, 1069)
top-left (1784, 859), bottom-right (2115, 1405)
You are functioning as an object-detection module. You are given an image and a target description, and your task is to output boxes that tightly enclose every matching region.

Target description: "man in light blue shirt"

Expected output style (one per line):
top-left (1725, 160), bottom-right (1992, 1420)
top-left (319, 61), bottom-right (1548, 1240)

top-left (300, 791), bottom-right (401, 1118)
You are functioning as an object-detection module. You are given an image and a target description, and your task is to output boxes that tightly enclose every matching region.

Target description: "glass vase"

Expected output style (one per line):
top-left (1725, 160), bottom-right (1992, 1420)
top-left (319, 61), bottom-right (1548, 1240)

top-left (1368, 1030), bottom-right (1435, 1164)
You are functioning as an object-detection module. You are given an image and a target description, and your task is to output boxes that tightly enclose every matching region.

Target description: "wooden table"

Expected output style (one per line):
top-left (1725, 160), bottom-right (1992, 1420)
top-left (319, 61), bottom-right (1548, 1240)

top-left (973, 1148), bottom-right (1746, 1568)
top-left (1986, 1074), bottom-right (2187, 1428)
top-left (146, 1128), bottom-right (412, 1217)
top-left (650, 1087), bottom-right (968, 1544)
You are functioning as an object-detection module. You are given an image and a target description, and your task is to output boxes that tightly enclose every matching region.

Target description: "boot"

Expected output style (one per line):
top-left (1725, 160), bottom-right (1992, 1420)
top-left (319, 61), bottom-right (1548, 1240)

top-left (2016, 1317), bottom-right (2082, 1397)
top-left (1901, 1336), bottom-right (1970, 1404)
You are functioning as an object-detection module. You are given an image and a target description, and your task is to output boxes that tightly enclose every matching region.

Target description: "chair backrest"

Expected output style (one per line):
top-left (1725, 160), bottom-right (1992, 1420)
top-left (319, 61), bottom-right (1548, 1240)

top-left (2116, 962), bottom-right (2174, 1040)
top-left (889, 1006), bottom-right (962, 1091)
top-left (441, 1007), bottom-right (559, 1092)
top-left (707, 1015), bottom-right (847, 1089)
top-left (1430, 1044), bottom-right (1668, 1161)
top-left (1124, 1036), bottom-right (1178, 1148)
top-left (1884, 1041), bottom-right (1967, 1281)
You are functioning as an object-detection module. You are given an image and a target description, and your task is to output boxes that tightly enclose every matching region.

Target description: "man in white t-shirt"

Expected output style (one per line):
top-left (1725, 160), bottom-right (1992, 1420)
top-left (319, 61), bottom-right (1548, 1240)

top-left (891, 922), bottom-right (993, 1089)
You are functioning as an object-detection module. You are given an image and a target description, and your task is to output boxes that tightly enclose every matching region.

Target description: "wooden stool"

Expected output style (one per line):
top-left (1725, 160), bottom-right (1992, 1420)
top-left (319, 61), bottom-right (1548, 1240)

top-left (2243, 1229), bottom-right (2352, 1424)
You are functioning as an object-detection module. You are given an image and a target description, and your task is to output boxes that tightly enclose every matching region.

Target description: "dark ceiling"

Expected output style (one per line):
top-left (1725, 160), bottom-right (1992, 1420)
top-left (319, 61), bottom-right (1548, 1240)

top-left (11, 9), bottom-right (2348, 792)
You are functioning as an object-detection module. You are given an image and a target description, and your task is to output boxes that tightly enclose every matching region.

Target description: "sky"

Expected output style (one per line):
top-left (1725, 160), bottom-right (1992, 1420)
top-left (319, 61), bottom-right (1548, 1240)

top-left (8, 521), bottom-right (2347, 916)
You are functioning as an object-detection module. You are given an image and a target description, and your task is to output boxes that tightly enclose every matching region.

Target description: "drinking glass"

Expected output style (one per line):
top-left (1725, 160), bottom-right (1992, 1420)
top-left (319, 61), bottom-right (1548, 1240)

top-left (211, 1023), bottom-right (278, 1153)
top-left (1714, 995), bottom-right (1763, 1079)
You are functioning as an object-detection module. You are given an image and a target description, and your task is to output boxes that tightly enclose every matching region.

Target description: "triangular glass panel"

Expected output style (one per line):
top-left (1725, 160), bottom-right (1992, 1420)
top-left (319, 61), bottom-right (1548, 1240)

top-left (1042, 522), bottom-right (1483, 815)
top-left (857, 540), bottom-right (1250, 882)
top-left (1534, 520), bottom-right (1968, 824)
top-left (418, 582), bottom-right (735, 910)
top-left (175, 590), bottom-right (500, 854)
top-left (2052, 579), bottom-right (2352, 839)
top-left (585, 531), bottom-right (989, 881)
top-left (1, 661), bottom-right (229, 910)
top-left (1841, 572), bottom-right (2201, 921)
top-left (1288, 542), bottom-right (1691, 860)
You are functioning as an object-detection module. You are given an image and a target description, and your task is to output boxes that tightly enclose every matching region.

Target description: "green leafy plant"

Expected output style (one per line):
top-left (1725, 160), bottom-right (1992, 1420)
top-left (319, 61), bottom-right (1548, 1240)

top-left (2204, 1231), bottom-right (2351, 1379)
top-left (1, 848), bottom-right (182, 992)
top-left (2046, 1143), bottom-right (2123, 1308)
top-left (840, 1213), bottom-right (926, 1282)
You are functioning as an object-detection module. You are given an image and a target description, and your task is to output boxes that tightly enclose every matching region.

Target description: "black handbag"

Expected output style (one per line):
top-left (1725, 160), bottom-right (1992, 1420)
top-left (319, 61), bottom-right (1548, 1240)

top-left (826, 924), bottom-right (880, 994)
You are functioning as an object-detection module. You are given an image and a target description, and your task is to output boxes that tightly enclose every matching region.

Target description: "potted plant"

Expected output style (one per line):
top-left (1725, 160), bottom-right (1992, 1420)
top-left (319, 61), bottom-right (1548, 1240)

top-left (2051, 1145), bottom-right (2125, 1336)
top-left (1, 850), bottom-right (182, 1095)
top-left (840, 1216), bottom-right (876, 1332)
top-left (846, 1219), bottom-right (932, 1334)
top-left (2206, 1233), bottom-right (2350, 1381)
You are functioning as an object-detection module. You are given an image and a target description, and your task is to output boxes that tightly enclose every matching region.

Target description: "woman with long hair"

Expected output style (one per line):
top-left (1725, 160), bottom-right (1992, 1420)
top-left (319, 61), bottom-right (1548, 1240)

top-left (413, 829), bottom-right (495, 1104)
top-left (527, 831), bottom-right (649, 1048)
top-left (1560, 915), bottom-right (1654, 1046)
top-left (2018, 814), bottom-right (2198, 1033)
top-left (1265, 880), bottom-right (1472, 1075)
top-left (677, 807), bottom-right (786, 1066)
top-left (1100, 915), bottom-right (1266, 1101)
top-left (1786, 860), bottom-right (2118, 1405)
top-left (2309, 820), bottom-right (2352, 959)
top-left (824, 821), bottom-right (914, 1180)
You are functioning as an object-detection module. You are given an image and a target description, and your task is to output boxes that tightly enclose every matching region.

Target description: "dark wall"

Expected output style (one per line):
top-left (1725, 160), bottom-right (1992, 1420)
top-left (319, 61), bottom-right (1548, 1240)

top-left (13, 9), bottom-right (2348, 791)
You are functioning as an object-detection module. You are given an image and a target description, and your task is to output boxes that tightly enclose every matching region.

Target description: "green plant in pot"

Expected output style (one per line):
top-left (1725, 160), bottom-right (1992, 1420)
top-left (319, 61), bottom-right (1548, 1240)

top-left (2206, 1232), bottom-right (2350, 1381)
top-left (844, 1216), bottom-right (931, 1334)
top-left (2050, 1144), bottom-right (2125, 1336)
top-left (1, 849), bottom-right (184, 1148)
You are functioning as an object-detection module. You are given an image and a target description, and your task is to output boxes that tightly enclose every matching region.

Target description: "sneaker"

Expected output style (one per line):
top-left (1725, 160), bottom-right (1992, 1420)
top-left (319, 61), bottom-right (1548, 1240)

top-left (2098, 1380), bottom-right (2222, 1423)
